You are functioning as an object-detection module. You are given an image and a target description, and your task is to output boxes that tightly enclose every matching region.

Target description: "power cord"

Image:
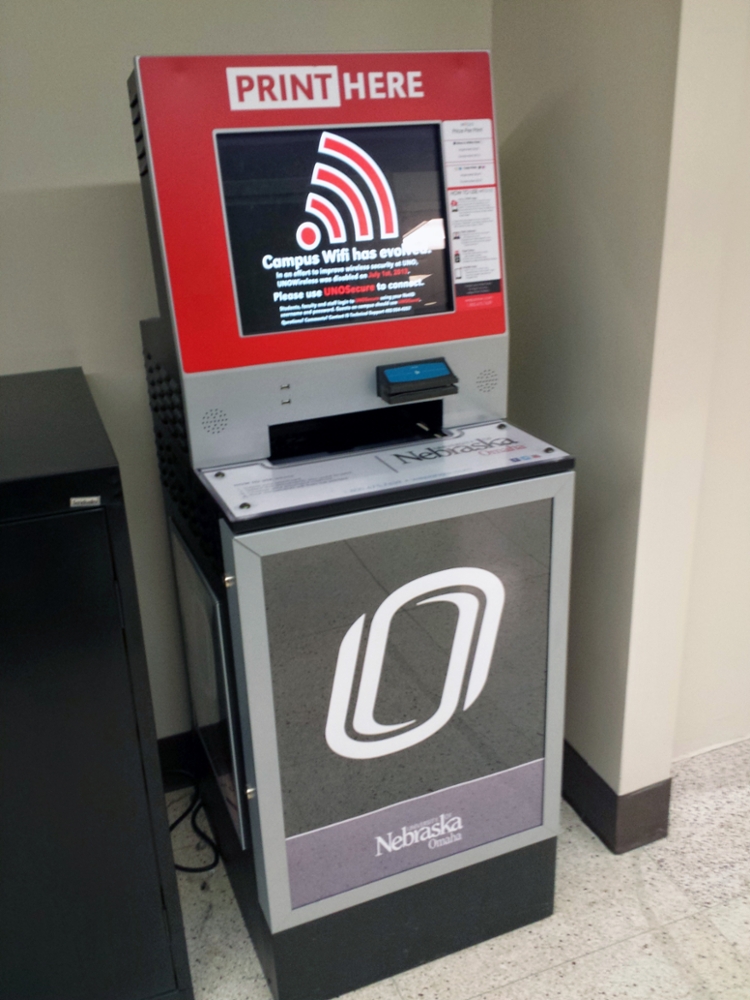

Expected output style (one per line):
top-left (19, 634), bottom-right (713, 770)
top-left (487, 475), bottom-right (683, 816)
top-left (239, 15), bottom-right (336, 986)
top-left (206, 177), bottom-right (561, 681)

top-left (166, 769), bottom-right (220, 873)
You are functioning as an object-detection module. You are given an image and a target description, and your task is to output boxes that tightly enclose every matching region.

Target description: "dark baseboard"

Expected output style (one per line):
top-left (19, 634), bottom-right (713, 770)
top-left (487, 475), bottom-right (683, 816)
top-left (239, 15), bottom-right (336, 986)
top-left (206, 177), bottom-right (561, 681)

top-left (562, 741), bottom-right (671, 854)
top-left (158, 730), bottom-right (201, 792)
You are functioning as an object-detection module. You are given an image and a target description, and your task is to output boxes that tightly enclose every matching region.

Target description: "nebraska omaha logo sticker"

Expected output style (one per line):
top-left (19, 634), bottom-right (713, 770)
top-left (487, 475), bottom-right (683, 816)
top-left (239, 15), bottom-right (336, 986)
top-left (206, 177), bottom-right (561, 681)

top-left (325, 567), bottom-right (505, 759)
top-left (375, 813), bottom-right (463, 856)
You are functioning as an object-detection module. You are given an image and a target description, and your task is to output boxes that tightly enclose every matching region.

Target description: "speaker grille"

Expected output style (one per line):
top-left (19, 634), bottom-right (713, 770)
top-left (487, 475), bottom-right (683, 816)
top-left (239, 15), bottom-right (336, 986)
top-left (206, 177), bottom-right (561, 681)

top-left (476, 369), bottom-right (499, 393)
top-left (201, 408), bottom-right (228, 435)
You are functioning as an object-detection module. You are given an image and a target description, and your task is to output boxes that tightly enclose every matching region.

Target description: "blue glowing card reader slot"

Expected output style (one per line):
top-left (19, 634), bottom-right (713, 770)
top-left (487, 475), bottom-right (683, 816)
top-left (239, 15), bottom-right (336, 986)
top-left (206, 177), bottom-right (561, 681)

top-left (376, 358), bottom-right (458, 405)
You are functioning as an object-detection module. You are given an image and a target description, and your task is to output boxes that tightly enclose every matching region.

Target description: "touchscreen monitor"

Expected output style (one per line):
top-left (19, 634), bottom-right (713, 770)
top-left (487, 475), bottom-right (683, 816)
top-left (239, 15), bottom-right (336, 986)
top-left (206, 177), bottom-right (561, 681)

top-left (216, 124), bottom-right (453, 338)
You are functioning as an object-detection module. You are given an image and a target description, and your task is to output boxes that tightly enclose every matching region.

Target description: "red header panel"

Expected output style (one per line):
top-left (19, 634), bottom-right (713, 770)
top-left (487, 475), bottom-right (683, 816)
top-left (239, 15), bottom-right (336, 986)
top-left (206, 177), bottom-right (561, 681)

top-left (138, 52), bottom-right (505, 373)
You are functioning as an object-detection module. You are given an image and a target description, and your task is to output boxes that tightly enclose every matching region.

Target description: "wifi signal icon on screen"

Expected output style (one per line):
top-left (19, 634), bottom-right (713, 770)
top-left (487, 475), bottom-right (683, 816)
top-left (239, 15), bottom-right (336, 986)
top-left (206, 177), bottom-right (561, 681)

top-left (295, 131), bottom-right (400, 251)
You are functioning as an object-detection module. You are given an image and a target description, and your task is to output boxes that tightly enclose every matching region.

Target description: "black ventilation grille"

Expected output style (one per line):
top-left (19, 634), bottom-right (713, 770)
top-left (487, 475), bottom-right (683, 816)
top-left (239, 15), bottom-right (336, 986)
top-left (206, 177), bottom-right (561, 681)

top-left (129, 88), bottom-right (149, 177)
top-left (143, 353), bottom-right (223, 581)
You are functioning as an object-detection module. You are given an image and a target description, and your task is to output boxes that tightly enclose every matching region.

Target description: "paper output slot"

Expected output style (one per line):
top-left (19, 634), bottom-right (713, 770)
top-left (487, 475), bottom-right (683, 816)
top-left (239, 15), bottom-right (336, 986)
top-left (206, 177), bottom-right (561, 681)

top-left (269, 400), bottom-right (443, 462)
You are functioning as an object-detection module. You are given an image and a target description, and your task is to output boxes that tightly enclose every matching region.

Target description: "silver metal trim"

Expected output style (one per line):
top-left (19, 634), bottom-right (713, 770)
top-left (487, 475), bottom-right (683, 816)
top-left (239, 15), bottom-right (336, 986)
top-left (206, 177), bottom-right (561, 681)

top-left (220, 522), bottom-right (270, 911)
top-left (169, 526), bottom-right (249, 851)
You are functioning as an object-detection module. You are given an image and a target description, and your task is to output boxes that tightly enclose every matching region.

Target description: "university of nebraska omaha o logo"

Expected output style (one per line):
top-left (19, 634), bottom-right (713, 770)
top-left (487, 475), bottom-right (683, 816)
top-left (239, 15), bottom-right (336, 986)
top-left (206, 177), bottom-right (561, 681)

top-left (325, 568), bottom-right (505, 759)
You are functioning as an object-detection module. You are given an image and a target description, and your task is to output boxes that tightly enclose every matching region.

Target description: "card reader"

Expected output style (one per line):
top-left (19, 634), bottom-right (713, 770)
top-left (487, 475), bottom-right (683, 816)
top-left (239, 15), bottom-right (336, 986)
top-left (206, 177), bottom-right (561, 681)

top-left (376, 358), bottom-right (458, 405)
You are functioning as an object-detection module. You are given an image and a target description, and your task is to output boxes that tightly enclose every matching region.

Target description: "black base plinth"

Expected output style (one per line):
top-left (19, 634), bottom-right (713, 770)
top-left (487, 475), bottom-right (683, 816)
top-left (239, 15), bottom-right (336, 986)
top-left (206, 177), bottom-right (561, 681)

top-left (202, 772), bottom-right (556, 1000)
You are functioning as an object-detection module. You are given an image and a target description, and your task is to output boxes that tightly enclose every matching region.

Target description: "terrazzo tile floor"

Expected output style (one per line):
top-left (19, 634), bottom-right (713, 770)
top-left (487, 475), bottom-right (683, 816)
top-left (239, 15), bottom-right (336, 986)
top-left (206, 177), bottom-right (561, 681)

top-left (167, 738), bottom-right (750, 1000)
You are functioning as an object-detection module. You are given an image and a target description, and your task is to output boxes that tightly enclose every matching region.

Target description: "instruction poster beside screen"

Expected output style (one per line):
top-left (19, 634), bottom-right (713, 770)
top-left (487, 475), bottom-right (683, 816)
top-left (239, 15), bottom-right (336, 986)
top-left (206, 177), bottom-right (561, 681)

top-left (443, 120), bottom-right (502, 301)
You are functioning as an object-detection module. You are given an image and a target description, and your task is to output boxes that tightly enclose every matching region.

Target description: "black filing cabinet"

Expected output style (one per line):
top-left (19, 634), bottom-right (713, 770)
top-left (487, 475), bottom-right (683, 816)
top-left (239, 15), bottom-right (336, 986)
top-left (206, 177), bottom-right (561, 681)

top-left (0, 368), bottom-right (193, 1000)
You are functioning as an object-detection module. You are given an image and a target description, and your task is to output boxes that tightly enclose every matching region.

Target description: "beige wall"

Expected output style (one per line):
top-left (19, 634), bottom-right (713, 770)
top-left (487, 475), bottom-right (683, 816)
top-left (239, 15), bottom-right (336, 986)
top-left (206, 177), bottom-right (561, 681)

top-left (5, 0), bottom-right (747, 767)
top-left (620, 0), bottom-right (750, 787)
top-left (492, 0), bottom-right (681, 791)
top-left (492, 0), bottom-right (750, 790)
top-left (669, 0), bottom-right (750, 760)
top-left (0, 0), bottom-right (492, 737)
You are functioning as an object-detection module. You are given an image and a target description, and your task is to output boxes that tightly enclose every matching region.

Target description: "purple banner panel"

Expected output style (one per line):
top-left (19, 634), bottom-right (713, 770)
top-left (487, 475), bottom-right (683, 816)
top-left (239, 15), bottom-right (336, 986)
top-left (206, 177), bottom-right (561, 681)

top-left (286, 758), bottom-right (544, 908)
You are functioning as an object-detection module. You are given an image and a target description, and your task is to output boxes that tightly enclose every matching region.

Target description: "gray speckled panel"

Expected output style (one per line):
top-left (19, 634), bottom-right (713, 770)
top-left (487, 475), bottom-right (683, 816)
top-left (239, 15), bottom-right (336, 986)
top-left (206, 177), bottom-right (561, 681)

top-left (262, 502), bottom-right (552, 839)
top-left (347, 509), bottom-right (550, 593)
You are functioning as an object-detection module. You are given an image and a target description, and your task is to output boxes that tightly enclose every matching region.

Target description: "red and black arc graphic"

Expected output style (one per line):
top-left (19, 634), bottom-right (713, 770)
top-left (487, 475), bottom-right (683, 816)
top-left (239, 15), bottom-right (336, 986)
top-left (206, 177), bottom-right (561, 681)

top-left (296, 131), bottom-right (400, 250)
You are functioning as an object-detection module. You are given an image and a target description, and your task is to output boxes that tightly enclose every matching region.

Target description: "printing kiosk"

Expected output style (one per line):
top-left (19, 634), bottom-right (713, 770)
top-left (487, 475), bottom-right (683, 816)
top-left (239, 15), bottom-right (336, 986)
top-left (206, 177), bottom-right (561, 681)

top-left (129, 52), bottom-right (574, 1000)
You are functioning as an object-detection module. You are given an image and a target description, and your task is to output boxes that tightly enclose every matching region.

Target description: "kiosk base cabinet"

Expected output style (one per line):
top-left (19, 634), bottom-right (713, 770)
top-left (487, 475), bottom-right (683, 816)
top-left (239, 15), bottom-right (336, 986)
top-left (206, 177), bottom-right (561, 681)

top-left (177, 465), bottom-right (573, 1000)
